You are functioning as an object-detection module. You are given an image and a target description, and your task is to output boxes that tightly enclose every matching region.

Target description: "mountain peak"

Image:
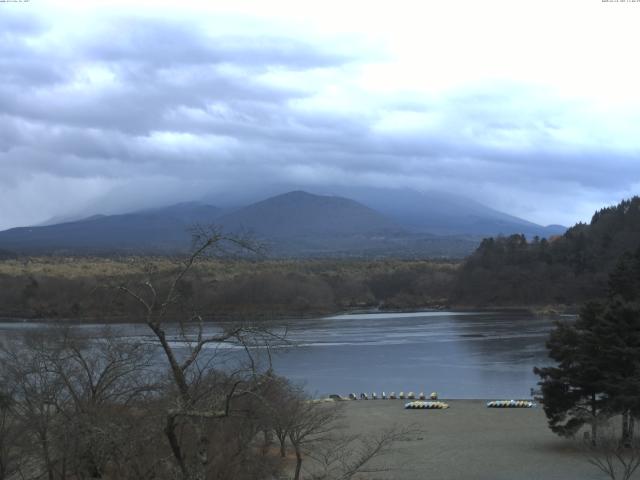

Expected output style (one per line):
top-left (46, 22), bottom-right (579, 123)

top-left (216, 191), bottom-right (400, 238)
top-left (263, 190), bottom-right (341, 204)
top-left (278, 190), bottom-right (316, 198)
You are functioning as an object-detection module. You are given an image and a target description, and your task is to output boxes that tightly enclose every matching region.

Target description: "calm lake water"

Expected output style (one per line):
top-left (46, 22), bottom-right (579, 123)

top-left (0, 311), bottom-right (565, 399)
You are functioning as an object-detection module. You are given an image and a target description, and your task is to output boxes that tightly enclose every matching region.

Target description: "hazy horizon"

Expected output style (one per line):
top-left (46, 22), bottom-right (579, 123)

top-left (26, 186), bottom-right (579, 231)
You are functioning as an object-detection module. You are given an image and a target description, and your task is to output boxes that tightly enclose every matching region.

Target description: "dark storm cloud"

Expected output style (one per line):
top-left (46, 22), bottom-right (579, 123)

top-left (1, 9), bottom-right (639, 229)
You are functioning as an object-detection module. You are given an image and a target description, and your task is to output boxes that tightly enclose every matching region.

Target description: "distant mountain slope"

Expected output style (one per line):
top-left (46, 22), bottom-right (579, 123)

top-left (319, 187), bottom-right (565, 237)
top-left (455, 196), bottom-right (640, 305)
top-left (0, 202), bottom-right (223, 254)
top-left (202, 185), bottom-right (565, 237)
top-left (213, 191), bottom-right (440, 257)
top-left (0, 192), bottom-right (479, 257)
top-left (216, 190), bottom-right (401, 237)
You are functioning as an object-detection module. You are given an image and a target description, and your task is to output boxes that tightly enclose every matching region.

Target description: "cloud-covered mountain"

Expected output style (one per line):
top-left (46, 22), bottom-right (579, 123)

top-left (217, 191), bottom-right (400, 237)
top-left (1, 6), bottom-right (638, 232)
top-left (324, 187), bottom-right (566, 237)
top-left (0, 190), bottom-right (565, 257)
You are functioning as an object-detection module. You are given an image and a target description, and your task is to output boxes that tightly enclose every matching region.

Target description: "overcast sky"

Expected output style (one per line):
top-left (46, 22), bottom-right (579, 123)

top-left (2, 0), bottom-right (640, 230)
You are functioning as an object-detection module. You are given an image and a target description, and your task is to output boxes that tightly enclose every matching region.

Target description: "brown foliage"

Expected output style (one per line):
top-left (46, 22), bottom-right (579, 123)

top-left (0, 257), bottom-right (458, 320)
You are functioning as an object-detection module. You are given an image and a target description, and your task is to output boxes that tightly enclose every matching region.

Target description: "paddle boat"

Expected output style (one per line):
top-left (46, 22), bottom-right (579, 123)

top-left (486, 400), bottom-right (535, 408)
top-left (405, 401), bottom-right (449, 409)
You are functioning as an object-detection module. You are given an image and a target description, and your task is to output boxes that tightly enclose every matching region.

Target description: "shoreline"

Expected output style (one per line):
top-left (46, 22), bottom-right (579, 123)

top-left (326, 397), bottom-right (538, 402)
top-left (0, 304), bottom-right (577, 324)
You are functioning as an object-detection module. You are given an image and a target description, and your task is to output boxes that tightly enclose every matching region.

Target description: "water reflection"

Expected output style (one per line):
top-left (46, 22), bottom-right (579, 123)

top-left (266, 311), bottom-right (560, 398)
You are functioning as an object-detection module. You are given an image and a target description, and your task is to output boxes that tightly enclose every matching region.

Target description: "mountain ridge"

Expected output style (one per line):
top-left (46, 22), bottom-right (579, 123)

top-left (0, 190), bottom-right (566, 257)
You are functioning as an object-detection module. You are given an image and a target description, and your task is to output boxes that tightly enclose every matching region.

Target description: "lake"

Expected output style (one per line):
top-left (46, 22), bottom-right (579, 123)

top-left (269, 310), bottom-right (562, 399)
top-left (0, 311), bottom-right (564, 399)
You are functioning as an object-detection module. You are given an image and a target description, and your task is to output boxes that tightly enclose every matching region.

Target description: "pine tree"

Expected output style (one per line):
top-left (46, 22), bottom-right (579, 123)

top-left (534, 302), bottom-right (610, 445)
top-left (595, 299), bottom-right (640, 446)
top-left (535, 247), bottom-right (640, 446)
top-left (598, 249), bottom-right (640, 446)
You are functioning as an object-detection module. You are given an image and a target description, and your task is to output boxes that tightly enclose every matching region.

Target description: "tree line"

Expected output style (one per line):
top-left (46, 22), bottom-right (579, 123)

top-left (0, 258), bottom-right (456, 321)
top-left (455, 197), bottom-right (640, 306)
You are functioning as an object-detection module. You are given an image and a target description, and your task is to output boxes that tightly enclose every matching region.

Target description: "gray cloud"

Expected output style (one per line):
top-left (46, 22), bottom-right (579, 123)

top-left (86, 17), bottom-right (349, 70)
top-left (1, 10), bottom-right (639, 230)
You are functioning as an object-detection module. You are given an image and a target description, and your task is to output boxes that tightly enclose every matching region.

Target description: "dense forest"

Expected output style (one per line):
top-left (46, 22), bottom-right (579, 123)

top-left (455, 197), bottom-right (640, 306)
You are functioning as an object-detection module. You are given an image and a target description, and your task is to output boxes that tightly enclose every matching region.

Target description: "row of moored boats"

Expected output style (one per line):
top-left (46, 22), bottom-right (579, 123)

top-left (328, 392), bottom-right (536, 409)
top-left (330, 392), bottom-right (440, 401)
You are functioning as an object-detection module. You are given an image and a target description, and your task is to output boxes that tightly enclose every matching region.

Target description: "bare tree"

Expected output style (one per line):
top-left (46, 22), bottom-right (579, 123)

top-left (118, 226), bottom-right (286, 480)
top-left (308, 426), bottom-right (417, 480)
top-left (0, 326), bottom-right (158, 480)
top-left (45, 327), bottom-right (157, 478)
top-left (0, 331), bottom-right (72, 480)
top-left (257, 374), bottom-right (299, 459)
top-left (0, 387), bottom-right (25, 480)
top-left (46, 327), bottom-right (156, 409)
top-left (584, 422), bottom-right (640, 480)
top-left (241, 373), bottom-right (413, 480)
top-left (280, 388), bottom-right (416, 480)
top-left (288, 398), bottom-right (343, 480)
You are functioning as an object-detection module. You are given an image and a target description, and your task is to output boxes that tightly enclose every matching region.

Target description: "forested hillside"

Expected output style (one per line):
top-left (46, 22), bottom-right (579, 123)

top-left (455, 197), bottom-right (640, 305)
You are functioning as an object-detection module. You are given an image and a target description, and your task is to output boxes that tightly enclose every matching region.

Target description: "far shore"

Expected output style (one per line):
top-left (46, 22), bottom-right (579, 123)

top-left (0, 304), bottom-right (578, 324)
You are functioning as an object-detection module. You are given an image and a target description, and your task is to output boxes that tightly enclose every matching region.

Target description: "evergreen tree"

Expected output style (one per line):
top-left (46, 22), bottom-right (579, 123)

top-left (535, 247), bottom-right (640, 445)
top-left (598, 249), bottom-right (640, 445)
top-left (534, 302), bottom-right (610, 445)
top-left (594, 299), bottom-right (640, 446)
top-left (608, 249), bottom-right (640, 303)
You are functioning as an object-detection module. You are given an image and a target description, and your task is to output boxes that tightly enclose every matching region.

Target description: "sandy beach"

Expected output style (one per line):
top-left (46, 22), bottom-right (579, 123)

top-left (336, 400), bottom-right (603, 480)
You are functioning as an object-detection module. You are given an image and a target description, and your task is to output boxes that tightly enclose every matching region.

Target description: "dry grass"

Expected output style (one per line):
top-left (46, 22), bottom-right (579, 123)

top-left (0, 256), bottom-right (459, 280)
top-left (0, 256), bottom-right (460, 320)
